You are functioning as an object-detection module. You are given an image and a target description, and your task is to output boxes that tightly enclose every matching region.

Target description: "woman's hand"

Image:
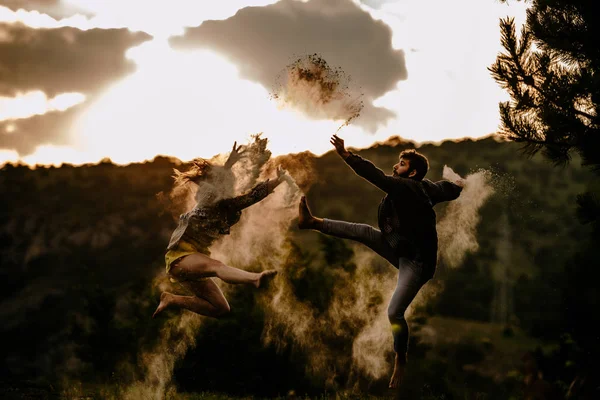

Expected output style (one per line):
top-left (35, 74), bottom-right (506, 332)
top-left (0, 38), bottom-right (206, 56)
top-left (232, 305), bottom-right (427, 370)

top-left (224, 141), bottom-right (246, 168)
top-left (268, 165), bottom-right (288, 192)
top-left (276, 165), bottom-right (287, 182)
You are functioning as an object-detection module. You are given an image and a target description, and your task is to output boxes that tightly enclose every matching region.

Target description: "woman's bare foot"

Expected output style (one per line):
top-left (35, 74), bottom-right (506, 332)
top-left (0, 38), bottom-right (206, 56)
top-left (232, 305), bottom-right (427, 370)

top-left (298, 196), bottom-right (316, 229)
top-left (389, 354), bottom-right (406, 389)
top-left (152, 292), bottom-right (173, 319)
top-left (255, 269), bottom-right (278, 288)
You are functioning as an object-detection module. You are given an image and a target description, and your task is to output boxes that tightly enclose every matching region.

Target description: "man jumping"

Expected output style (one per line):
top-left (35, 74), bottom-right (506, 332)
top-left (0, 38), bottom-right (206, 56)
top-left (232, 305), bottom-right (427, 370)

top-left (298, 134), bottom-right (464, 389)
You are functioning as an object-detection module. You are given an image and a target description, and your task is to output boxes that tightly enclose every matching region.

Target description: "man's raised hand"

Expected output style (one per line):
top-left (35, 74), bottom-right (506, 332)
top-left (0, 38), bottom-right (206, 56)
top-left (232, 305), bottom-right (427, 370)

top-left (330, 134), bottom-right (350, 159)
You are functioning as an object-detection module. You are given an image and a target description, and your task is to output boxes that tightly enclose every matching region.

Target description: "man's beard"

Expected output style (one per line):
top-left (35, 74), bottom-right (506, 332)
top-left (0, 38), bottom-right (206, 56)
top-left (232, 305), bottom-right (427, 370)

top-left (393, 170), bottom-right (410, 178)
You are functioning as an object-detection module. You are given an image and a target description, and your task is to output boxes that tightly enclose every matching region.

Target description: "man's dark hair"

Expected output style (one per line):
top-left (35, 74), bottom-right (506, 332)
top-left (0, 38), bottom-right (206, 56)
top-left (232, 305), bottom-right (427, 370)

top-left (399, 149), bottom-right (429, 180)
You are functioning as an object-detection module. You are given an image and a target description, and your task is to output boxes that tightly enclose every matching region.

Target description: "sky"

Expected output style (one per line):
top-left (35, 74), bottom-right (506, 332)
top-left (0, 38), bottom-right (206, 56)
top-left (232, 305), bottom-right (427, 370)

top-left (0, 0), bottom-right (529, 166)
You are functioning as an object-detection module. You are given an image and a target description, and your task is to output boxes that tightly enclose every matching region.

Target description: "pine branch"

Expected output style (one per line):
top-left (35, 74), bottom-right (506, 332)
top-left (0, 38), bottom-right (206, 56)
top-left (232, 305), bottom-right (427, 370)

top-left (495, 18), bottom-right (596, 122)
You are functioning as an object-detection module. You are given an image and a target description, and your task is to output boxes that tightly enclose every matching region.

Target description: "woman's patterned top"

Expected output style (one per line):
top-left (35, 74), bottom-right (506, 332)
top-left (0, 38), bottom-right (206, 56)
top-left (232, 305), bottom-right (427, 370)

top-left (166, 180), bottom-right (271, 252)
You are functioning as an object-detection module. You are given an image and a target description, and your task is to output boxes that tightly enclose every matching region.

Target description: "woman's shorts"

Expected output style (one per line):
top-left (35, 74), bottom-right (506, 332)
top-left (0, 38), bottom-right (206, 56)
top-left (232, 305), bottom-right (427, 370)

top-left (164, 240), bottom-right (208, 283)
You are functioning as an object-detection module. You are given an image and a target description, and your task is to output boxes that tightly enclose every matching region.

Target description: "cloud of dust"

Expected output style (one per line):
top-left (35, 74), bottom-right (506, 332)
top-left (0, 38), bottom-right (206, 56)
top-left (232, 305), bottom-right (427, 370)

top-left (208, 140), bottom-right (308, 269)
top-left (261, 273), bottom-right (336, 380)
top-left (121, 309), bottom-right (202, 400)
top-left (230, 134), bottom-right (272, 194)
top-left (334, 248), bottom-right (396, 380)
top-left (270, 151), bottom-right (318, 194)
top-left (437, 166), bottom-right (495, 268)
top-left (271, 54), bottom-right (364, 131)
top-left (259, 257), bottom-right (343, 383)
top-left (156, 135), bottom-right (274, 220)
top-left (257, 244), bottom-right (404, 385)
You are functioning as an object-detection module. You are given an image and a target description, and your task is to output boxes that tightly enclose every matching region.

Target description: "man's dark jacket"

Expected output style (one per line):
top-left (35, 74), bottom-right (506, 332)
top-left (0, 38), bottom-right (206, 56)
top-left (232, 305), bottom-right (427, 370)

top-left (345, 152), bottom-right (463, 280)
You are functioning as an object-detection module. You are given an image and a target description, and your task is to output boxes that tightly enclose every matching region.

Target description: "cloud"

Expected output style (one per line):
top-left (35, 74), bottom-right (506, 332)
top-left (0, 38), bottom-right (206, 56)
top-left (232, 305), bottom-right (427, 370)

top-left (0, 91), bottom-right (85, 122)
top-left (0, 22), bottom-right (151, 155)
top-left (0, 102), bottom-right (86, 155)
top-left (170, 0), bottom-right (407, 132)
top-left (0, 0), bottom-right (92, 19)
top-left (0, 22), bottom-right (151, 97)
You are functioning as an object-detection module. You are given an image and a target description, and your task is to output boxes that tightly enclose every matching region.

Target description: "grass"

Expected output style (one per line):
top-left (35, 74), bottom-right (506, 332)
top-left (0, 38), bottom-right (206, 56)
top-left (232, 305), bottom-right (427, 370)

top-left (412, 315), bottom-right (555, 393)
top-left (2, 316), bottom-right (549, 399)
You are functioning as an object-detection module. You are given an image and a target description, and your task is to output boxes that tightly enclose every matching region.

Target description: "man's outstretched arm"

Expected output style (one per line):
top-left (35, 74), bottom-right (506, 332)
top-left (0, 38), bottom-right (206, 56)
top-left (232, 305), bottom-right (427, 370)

top-left (330, 134), bottom-right (407, 195)
top-left (429, 180), bottom-right (463, 203)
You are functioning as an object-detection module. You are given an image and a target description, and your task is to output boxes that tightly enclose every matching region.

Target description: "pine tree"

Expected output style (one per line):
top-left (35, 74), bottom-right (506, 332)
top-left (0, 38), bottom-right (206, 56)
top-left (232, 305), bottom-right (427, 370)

top-left (491, 1), bottom-right (600, 395)
top-left (490, 0), bottom-right (599, 233)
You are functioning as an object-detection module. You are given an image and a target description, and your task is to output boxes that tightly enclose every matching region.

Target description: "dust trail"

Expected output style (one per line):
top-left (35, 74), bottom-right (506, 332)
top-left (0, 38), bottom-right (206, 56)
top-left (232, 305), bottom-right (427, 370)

top-left (271, 54), bottom-right (364, 131)
top-left (258, 243), bottom-right (398, 386)
top-left (122, 309), bottom-right (201, 400)
top-left (437, 166), bottom-right (495, 268)
top-left (337, 248), bottom-right (396, 380)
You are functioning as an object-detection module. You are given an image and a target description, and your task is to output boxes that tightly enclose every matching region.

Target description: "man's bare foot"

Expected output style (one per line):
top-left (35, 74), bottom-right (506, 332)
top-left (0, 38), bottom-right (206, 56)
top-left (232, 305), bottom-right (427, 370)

top-left (298, 196), bottom-right (315, 229)
top-left (389, 354), bottom-right (406, 389)
top-left (152, 292), bottom-right (173, 319)
top-left (256, 270), bottom-right (278, 288)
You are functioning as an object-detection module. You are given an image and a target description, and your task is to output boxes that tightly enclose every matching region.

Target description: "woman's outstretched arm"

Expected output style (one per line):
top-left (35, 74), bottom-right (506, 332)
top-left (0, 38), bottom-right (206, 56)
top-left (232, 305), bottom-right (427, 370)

top-left (220, 166), bottom-right (287, 211)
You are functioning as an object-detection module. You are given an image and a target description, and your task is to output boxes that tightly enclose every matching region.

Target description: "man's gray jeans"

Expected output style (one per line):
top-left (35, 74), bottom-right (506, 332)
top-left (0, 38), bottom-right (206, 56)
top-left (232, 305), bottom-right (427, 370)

top-left (322, 218), bottom-right (426, 362)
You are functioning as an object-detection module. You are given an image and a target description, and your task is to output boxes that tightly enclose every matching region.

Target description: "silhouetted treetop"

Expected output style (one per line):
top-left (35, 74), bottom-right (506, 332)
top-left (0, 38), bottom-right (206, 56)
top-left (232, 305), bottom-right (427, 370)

top-left (490, 0), bottom-right (600, 172)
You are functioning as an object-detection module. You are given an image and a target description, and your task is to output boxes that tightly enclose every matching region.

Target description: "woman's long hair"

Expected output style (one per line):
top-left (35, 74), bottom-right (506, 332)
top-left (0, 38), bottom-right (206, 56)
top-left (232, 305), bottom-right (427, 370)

top-left (172, 158), bottom-right (211, 187)
top-left (157, 158), bottom-right (212, 219)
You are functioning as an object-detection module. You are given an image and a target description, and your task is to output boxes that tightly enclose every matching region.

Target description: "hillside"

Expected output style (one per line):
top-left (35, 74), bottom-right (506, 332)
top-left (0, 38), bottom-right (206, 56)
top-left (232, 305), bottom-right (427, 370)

top-left (0, 136), bottom-right (594, 399)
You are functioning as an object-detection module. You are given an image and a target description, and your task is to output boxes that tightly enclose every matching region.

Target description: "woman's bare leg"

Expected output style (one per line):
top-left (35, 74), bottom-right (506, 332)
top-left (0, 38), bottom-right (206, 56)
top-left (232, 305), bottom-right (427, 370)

top-left (153, 253), bottom-right (277, 318)
top-left (169, 252), bottom-right (277, 287)
top-left (153, 278), bottom-right (231, 318)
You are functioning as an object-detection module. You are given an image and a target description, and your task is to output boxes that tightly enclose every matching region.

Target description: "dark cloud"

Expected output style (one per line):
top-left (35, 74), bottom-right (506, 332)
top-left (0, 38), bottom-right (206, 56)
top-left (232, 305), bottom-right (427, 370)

top-left (0, 102), bottom-right (86, 155)
top-left (0, 0), bottom-right (92, 19)
top-left (0, 23), bottom-right (151, 97)
top-left (0, 23), bottom-right (151, 155)
top-left (170, 0), bottom-right (406, 131)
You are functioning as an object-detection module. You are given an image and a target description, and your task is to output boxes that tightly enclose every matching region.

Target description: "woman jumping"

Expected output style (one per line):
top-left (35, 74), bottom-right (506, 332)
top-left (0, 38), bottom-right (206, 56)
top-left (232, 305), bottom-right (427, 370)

top-left (153, 142), bottom-right (286, 319)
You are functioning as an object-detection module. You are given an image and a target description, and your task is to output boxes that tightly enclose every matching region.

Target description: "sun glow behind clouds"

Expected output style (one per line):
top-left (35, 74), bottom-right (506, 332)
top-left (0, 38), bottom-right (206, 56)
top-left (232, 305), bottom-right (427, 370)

top-left (0, 92), bottom-right (86, 121)
top-left (0, 1), bottom-right (530, 167)
top-left (72, 39), bottom-right (344, 164)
